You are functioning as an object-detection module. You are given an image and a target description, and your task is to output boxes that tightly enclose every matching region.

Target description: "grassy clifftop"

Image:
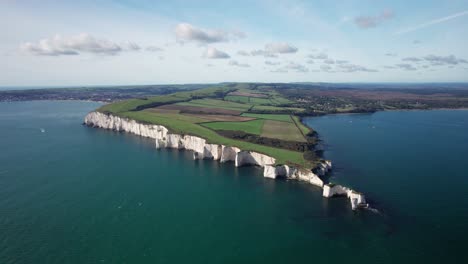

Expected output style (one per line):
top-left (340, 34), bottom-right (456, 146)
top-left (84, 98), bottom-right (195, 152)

top-left (95, 85), bottom-right (319, 168)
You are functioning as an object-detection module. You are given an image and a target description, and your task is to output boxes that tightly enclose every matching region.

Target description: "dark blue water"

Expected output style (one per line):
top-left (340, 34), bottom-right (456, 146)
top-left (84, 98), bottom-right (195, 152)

top-left (304, 111), bottom-right (468, 262)
top-left (1, 101), bottom-right (467, 263)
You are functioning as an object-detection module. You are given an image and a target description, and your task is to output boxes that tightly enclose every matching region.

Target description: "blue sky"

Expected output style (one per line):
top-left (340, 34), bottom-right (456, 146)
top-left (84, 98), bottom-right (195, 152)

top-left (1, 0), bottom-right (468, 86)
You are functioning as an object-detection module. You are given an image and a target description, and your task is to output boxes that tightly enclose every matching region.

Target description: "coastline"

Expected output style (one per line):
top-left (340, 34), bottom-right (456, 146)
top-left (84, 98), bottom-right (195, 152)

top-left (84, 111), bottom-right (369, 211)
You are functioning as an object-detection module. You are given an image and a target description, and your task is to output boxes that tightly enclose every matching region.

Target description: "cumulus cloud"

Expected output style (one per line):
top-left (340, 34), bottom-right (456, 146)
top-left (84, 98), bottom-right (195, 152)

top-left (306, 60), bottom-right (314, 64)
top-left (272, 62), bottom-right (308, 73)
top-left (265, 42), bottom-right (298, 54)
top-left (307, 53), bottom-right (328, 59)
top-left (123, 42), bottom-right (141, 51)
top-left (354, 9), bottom-right (395, 29)
top-left (396, 63), bottom-right (418, 71)
top-left (402, 57), bottom-right (423, 62)
top-left (175, 23), bottom-right (244, 44)
top-left (284, 62), bottom-right (308, 72)
top-left (394, 54), bottom-right (468, 68)
top-left (203, 47), bottom-right (230, 59)
top-left (423, 54), bottom-right (468, 65)
top-left (336, 60), bottom-right (349, 64)
top-left (335, 63), bottom-right (378, 72)
top-left (265, 60), bottom-right (281, 66)
top-left (385, 53), bottom-right (398, 57)
top-left (20, 33), bottom-right (132, 56)
top-left (250, 49), bottom-right (277, 57)
top-left (319, 61), bottom-right (378, 73)
top-left (250, 42), bottom-right (297, 58)
top-left (228, 60), bottom-right (250, 67)
top-left (323, 59), bottom-right (335, 64)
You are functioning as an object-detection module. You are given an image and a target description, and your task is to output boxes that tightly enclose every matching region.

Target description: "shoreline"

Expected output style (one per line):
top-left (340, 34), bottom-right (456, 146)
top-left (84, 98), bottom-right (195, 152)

top-left (84, 111), bottom-right (369, 211)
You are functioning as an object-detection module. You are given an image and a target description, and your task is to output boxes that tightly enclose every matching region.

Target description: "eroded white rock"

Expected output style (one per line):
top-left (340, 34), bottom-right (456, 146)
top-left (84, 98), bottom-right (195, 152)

top-left (322, 184), bottom-right (368, 210)
top-left (84, 111), bottom-right (367, 211)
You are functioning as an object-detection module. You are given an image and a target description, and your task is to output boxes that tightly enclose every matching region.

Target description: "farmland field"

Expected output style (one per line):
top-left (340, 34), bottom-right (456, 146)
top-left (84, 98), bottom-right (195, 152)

top-left (251, 105), bottom-right (305, 112)
top-left (92, 85), bottom-right (321, 167)
top-left (181, 113), bottom-right (255, 122)
top-left (261, 120), bottom-right (306, 142)
top-left (241, 113), bottom-right (293, 123)
top-left (224, 95), bottom-right (250, 104)
top-left (201, 119), bottom-right (265, 135)
top-left (177, 98), bottom-right (251, 111)
top-left (156, 104), bottom-right (242, 115)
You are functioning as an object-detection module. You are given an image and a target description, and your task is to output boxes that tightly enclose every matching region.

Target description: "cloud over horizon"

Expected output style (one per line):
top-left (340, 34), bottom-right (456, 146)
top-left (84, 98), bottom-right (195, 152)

top-left (20, 33), bottom-right (135, 56)
top-left (175, 23), bottom-right (244, 44)
top-left (203, 47), bottom-right (230, 59)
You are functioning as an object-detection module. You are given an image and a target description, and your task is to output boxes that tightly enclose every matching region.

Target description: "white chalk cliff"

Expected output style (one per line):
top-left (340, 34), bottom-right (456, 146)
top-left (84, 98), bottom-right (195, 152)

top-left (84, 111), bottom-right (368, 210)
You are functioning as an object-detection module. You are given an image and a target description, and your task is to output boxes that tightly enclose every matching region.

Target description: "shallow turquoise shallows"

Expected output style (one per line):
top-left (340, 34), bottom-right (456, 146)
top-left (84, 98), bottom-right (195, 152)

top-left (1, 101), bottom-right (467, 264)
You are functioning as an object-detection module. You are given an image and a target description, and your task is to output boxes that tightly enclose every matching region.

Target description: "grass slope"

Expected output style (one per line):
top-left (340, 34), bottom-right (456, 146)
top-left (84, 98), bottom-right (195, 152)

top-left (118, 111), bottom-right (308, 166)
top-left (241, 113), bottom-right (293, 123)
top-left (177, 98), bottom-right (251, 111)
top-left (261, 120), bottom-right (306, 142)
top-left (201, 119), bottom-right (265, 135)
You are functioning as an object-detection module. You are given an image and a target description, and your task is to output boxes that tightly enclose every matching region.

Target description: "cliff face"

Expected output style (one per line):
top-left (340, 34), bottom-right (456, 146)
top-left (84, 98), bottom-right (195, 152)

top-left (84, 111), bottom-right (368, 210)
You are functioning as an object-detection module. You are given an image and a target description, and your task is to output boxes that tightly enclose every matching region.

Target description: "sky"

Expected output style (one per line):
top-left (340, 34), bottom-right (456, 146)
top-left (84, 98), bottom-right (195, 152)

top-left (1, 0), bottom-right (468, 86)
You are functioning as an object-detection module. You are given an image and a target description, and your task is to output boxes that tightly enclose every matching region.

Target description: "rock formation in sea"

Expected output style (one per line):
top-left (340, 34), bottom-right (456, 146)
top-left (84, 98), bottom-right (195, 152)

top-left (84, 111), bottom-right (369, 210)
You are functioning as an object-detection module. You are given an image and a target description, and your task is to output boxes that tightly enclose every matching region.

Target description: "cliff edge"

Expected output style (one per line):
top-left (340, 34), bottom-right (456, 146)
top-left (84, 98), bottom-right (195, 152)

top-left (84, 111), bottom-right (368, 210)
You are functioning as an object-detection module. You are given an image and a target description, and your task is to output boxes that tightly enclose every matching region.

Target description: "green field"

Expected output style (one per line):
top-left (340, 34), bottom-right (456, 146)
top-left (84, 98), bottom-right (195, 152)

top-left (241, 113), bottom-right (293, 123)
top-left (177, 98), bottom-right (251, 111)
top-left (98, 87), bottom-right (235, 113)
top-left (251, 105), bottom-right (305, 112)
top-left (292, 116), bottom-right (311, 135)
top-left (118, 110), bottom-right (308, 166)
top-left (261, 120), bottom-right (306, 142)
top-left (224, 95), bottom-right (250, 104)
top-left (93, 86), bottom-right (318, 167)
top-left (201, 119), bottom-right (265, 135)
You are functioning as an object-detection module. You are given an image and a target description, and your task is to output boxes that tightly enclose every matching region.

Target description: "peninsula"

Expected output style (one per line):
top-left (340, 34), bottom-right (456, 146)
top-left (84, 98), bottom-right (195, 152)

top-left (84, 83), bottom-right (369, 210)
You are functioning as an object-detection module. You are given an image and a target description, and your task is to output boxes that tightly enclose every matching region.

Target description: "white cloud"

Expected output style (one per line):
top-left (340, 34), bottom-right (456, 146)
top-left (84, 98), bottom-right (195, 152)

top-left (335, 63), bottom-right (378, 72)
top-left (20, 33), bottom-right (130, 56)
top-left (265, 42), bottom-right (298, 54)
top-left (284, 62), bottom-right (308, 72)
top-left (402, 57), bottom-right (423, 62)
top-left (175, 23), bottom-right (245, 44)
top-left (308, 53), bottom-right (328, 59)
top-left (395, 63), bottom-right (417, 71)
top-left (423, 54), bottom-right (468, 65)
top-left (250, 49), bottom-right (277, 57)
top-left (203, 47), bottom-right (230, 59)
top-left (228, 60), bottom-right (250, 67)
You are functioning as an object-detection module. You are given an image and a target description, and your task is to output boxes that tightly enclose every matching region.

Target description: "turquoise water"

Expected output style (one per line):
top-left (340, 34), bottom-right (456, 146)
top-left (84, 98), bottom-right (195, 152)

top-left (0, 101), bottom-right (467, 263)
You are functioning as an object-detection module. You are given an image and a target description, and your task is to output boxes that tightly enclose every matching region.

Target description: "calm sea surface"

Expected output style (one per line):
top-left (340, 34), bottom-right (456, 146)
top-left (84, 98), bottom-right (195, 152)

top-left (1, 101), bottom-right (467, 263)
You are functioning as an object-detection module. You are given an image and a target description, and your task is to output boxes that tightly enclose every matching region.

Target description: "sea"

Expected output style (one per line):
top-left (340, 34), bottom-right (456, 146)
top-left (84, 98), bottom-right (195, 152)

top-left (0, 100), bottom-right (467, 264)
